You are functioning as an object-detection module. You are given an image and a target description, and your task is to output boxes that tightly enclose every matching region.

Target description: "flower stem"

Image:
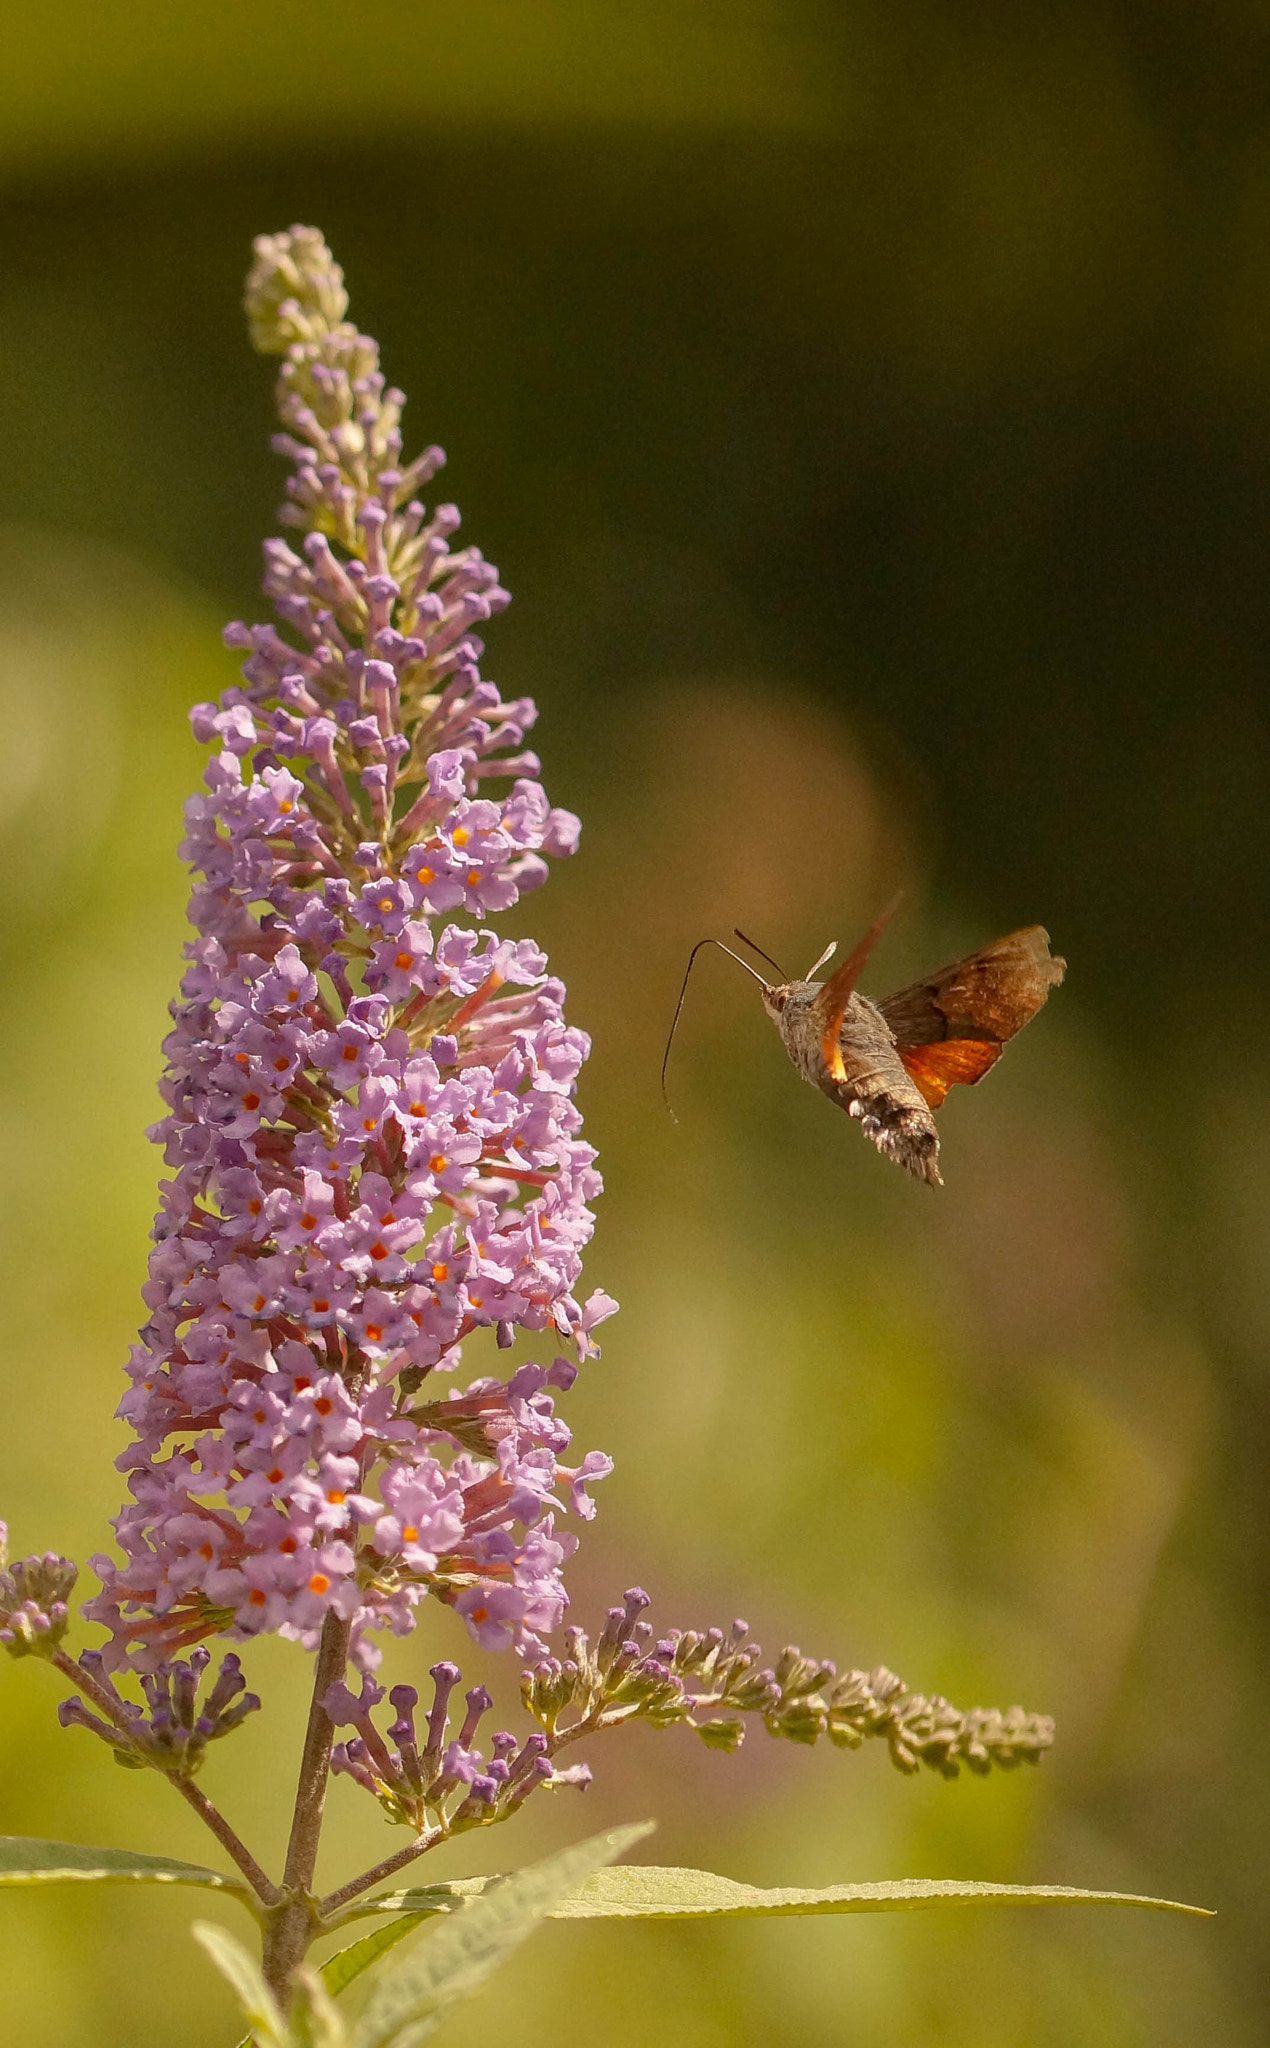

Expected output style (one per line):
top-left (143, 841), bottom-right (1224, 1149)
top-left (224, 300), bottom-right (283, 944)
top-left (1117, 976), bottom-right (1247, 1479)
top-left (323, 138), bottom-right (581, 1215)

top-left (261, 1609), bottom-right (352, 2001)
top-left (169, 1775), bottom-right (279, 1907)
top-left (319, 1824), bottom-right (445, 1919)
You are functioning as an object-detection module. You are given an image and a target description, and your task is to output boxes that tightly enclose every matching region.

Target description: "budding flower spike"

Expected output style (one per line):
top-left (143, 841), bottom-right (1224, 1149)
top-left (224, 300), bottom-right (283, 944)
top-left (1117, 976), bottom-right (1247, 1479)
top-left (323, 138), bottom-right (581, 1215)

top-left (0, 228), bottom-right (1206, 2037)
top-left (0, 1526), bottom-right (78, 1657)
top-left (663, 900), bottom-right (1065, 1184)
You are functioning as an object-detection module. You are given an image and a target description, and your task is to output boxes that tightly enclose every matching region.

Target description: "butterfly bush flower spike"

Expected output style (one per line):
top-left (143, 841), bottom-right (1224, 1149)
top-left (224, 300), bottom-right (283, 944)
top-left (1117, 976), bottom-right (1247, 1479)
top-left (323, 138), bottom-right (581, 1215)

top-left (87, 224), bottom-right (615, 1680)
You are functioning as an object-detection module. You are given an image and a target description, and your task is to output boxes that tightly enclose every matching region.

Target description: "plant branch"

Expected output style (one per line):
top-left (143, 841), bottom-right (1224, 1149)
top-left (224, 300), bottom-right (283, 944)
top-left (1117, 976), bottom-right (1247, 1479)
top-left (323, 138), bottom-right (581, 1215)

top-left (319, 1825), bottom-right (445, 1919)
top-left (281, 1609), bottom-right (352, 1890)
top-left (261, 1608), bottom-right (352, 2000)
top-left (169, 1775), bottom-right (280, 1906)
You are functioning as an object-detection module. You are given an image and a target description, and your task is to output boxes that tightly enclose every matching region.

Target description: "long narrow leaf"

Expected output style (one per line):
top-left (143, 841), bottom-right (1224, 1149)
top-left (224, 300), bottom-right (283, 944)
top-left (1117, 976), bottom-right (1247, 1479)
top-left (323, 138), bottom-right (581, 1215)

top-left (350, 1821), bottom-right (654, 2048)
top-left (357, 1865), bottom-right (1210, 1923)
top-left (192, 1921), bottom-right (289, 2048)
top-left (322, 1917), bottom-right (425, 1999)
top-left (547, 1867), bottom-right (1214, 1919)
top-left (0, 1834), bottom-right (250, 1896)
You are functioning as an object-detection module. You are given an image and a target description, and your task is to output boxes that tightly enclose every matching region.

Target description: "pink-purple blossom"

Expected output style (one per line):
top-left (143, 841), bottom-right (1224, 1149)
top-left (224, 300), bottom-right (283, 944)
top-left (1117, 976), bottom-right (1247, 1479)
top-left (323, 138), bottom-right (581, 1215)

top-left (323, 1661), bottom-right (577, 1831)
top-left (57, 1645), bottom-right (261, 1773)
top-left (86, 225), bottom-right (616, 1676)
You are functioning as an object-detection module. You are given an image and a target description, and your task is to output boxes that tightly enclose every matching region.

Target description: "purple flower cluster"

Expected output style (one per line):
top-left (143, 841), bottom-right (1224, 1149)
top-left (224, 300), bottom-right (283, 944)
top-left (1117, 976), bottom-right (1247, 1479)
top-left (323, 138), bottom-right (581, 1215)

top-left (87, 227), bottom-right (616, 1675)
top-left (324, 1662), bottom-right (589, 1834)
top-left (0, 1525), bottom-right (78, 1657)
top-left (58, 1646), bottom-right (261, 1774)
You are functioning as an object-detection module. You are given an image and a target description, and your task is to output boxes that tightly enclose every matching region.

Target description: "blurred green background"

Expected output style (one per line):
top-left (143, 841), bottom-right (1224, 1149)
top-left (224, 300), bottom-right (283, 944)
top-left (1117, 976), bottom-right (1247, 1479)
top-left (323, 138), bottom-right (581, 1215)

top-left (1, 2), bottom-right (1267, 2041)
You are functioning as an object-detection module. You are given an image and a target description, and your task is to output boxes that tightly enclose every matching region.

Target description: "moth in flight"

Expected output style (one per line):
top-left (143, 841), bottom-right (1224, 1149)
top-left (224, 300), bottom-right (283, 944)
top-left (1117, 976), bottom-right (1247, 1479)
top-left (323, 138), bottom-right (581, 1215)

top-left (663, 904), bottom-right (1065, 1185)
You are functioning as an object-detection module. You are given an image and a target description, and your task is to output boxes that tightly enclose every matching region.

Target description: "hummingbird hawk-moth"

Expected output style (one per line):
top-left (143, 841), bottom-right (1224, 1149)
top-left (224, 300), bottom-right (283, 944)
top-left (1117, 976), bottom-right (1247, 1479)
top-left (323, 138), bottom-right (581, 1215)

top-left (663, 904), bottom-right (1065, 1186)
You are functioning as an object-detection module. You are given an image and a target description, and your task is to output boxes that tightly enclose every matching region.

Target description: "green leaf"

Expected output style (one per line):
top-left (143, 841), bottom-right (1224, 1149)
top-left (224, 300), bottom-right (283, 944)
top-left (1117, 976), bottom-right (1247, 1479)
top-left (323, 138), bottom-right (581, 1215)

top-left (0, 1834), bottom-right (251, 1897)
top-left (192, 1920), bottom-right (289, 2048)
top-left (231, 1860), bottom-right (1209, 2048)
top-left (357, 1866), bottom-right (1211, 1923)
top-left (349, 1821), bottom-right (654, 2048)
top-left (321, 1917), bottom-right (425, 1999)
top-left (546, 1867), bottom-right (1214, 1919)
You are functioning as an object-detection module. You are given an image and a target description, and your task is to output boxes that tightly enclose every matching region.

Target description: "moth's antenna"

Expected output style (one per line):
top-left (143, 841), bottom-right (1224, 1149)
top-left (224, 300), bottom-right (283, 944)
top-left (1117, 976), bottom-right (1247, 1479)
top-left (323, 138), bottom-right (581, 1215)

top-left (662, 938), bottom-right (768, 1122)
top-left (733, 928), bottom-right (788, 980)
top-left (805, 939), bottom-right (838, 978)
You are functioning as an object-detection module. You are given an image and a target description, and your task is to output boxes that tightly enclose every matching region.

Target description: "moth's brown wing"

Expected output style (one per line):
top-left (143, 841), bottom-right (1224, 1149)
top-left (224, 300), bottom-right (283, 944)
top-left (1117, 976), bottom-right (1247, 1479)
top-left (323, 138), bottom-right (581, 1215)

top-left (879, 926), bottom-right (1066, 1110)
top-left (895, 1037), bottom-right (1002, 1109)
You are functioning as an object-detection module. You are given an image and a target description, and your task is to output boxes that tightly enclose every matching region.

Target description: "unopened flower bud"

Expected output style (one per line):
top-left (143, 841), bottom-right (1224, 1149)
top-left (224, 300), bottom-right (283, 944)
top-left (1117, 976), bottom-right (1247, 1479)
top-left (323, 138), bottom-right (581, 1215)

top-left (0, 1547), bottom-right (78, 1659)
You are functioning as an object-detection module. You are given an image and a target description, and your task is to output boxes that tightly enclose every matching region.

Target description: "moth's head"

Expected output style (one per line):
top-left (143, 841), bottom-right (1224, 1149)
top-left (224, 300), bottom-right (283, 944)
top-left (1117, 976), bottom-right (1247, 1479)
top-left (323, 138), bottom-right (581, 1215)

top-left (760, 981), bottom-right (795, 1020)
